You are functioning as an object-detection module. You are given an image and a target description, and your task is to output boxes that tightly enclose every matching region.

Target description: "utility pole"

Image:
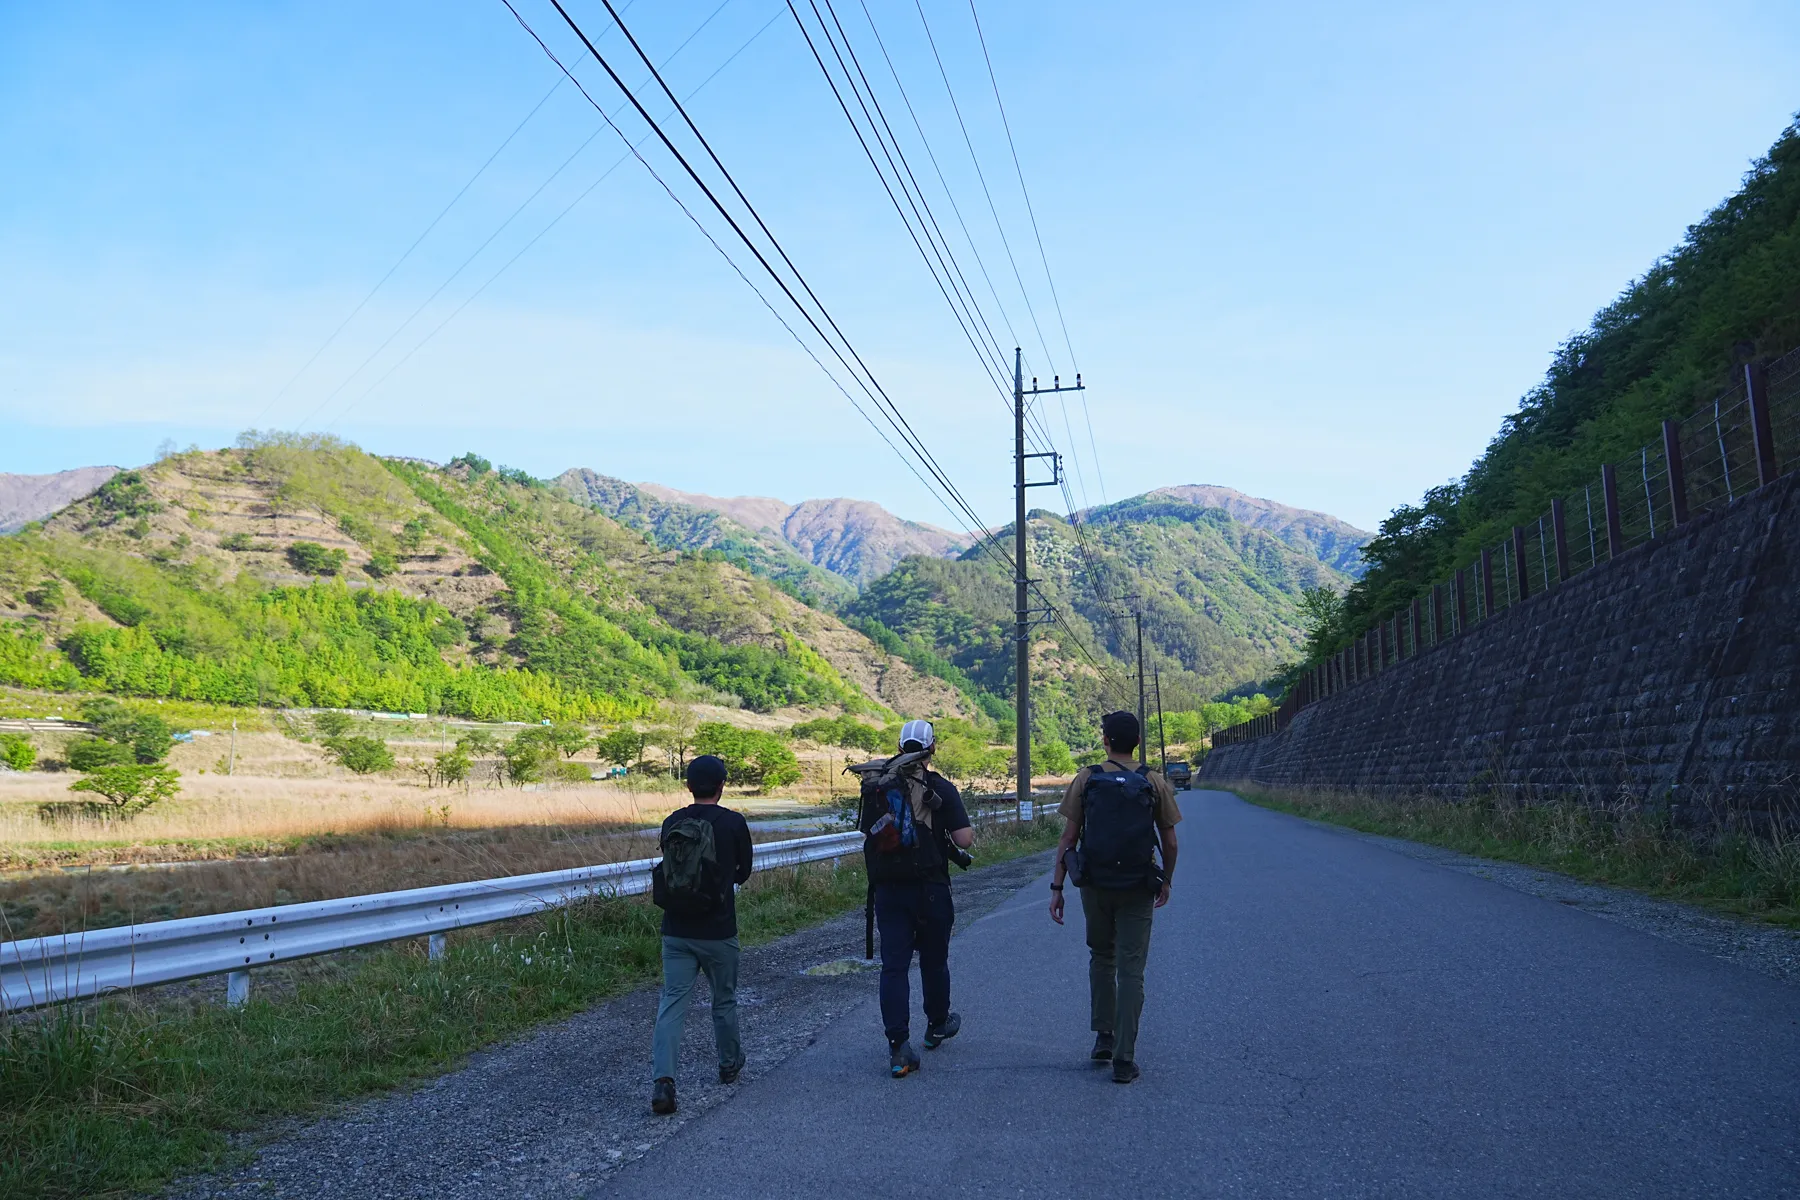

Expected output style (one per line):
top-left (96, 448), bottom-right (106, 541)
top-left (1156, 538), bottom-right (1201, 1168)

top-left (1014, 348), bottom-right (1080, 821)
top-left (1153, 668), bottom-right (1167, 770)
top-left (1134, 610), bottom-right (1147, 768)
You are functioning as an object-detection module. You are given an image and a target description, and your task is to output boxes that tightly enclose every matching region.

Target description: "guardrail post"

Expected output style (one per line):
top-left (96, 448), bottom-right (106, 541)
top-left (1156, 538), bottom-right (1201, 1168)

top-left (1746, 361), bottom-right (1777, 486)
top-left (1550, 498), bottom-right (1571, 582)
top-left (226, 969), bottom-right (250, 1008)
top-left (1662, 419), bottom-right (1689, 527)
top-left (1510, 527), bottom-right (1530, 600)
top-left (1601, 463), bottom-right (1624, 557)
top-left (429, 933), bottom-right (447, 961)
top-left (1480, 549), bottom-right (1496, 619)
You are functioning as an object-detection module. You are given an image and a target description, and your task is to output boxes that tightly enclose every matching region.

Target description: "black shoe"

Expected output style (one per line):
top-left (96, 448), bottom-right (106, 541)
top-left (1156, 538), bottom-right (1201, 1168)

top-left (889, 1041), bottom-right (921, 1078)
top-left (1112, 1059), bottom-right (1140, 1084)
top-left (923, 1012), bottom-right (961, 1049)
top-left (719, 1055), bottom-right (745, 1084)
top-left (651, 1077), bottom-right (677, 1114)
top-left (1091, 1032), bottom-right (1115, 1061)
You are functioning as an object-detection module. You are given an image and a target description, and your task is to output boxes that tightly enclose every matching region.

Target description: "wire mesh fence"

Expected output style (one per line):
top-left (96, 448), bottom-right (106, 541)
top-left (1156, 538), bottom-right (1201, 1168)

top-left (1219, 345), bottom-right (1800, 747)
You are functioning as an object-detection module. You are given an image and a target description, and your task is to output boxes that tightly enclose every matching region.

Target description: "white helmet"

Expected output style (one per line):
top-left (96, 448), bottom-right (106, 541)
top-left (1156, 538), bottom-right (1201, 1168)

top-left (899, 719), bottom-right (935, 751)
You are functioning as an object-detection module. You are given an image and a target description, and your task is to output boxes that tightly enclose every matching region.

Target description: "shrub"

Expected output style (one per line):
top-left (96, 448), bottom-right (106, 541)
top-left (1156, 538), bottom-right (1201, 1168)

top-left (79, 698), bottom-right (172, 763)
top-left (94, 471), bottom-right (160, 521)
top-left (552, 760), bottom-right (591, 784)
top-left (448, 453), bottom-right (491, 477)
top-left (501, 731), bottom-right (554, 786)
top-left (287, 542), bottom-right (348, 576)
top-left (694, 722), bottom-right (801, 790)
top-left (323, 735), bottom-right (394, 775)
top-left (0, 733), bottom-right (35, 772)
top-left (365, 552), bottom-right (398, 579)
top-left (312, 710), bottom-right (355, 739)
top-left (787, 715), bottom-right (887, 754)
top-left (67, 763), bottom-right (180, 815)
top-left (23, 579), bottom-right (63, 611)
top-left (1034, 738), bottom-right (1075, 775)
top-left (218, 532), bottom-right (254, 551)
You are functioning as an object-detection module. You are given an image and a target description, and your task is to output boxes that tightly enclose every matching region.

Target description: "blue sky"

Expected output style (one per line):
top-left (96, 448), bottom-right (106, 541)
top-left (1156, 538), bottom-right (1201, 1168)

top-left (2, 1), bottom-right (1794, 533)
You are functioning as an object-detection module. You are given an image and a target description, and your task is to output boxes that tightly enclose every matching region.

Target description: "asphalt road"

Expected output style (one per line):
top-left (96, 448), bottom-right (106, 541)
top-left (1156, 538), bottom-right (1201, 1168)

top-left (597, 789), bottom-right (1800, 1199)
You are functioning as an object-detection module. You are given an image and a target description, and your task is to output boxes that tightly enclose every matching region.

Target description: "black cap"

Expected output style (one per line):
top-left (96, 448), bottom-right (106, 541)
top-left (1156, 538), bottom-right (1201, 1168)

top-left (1100, 711), bottom-right (1141, 753)
top-left (686, 754), bottom-right (728, 795)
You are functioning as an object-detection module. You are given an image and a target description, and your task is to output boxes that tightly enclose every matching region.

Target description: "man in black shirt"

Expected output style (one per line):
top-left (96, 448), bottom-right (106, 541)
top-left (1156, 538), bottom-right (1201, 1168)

top-left (871, 719), bottom-right (974, 1078)
top-left (650, 755), bottom-right (754, 1115)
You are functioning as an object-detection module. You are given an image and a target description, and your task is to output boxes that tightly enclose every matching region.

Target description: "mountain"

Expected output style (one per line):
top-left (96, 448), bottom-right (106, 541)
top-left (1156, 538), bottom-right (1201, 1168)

top-left (0, 439), bottom-right (967, 722)
top-left (1141, 485), bottom-right (1370, 575)
top-left (552, 469), bottom-right (854, 608)
top-left (0, 466), bottom-right (121, 533)
top-left (632, 482), bottom-right (970, 586)
top-left (846, 490), bottom-right (1359, 743)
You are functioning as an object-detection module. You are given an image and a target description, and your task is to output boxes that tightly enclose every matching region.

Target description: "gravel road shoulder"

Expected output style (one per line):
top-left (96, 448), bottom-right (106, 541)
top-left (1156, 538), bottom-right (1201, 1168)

top-left (167, 850), bottom-right (1055, 1200)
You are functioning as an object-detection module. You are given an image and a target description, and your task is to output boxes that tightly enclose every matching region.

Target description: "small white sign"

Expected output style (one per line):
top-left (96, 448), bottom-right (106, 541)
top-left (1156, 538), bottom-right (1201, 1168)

top-left (1019, 800), bottom-right (1034, 821)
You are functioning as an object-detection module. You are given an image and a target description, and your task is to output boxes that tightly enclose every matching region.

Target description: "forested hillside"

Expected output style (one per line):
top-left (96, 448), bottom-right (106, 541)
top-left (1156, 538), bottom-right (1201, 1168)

top-left (1337, 117), bottom-right (1800, 636)
top-left (0, 437), bottom-right (965, 722)
top-left (847, 492), bottom-right (1356, 744)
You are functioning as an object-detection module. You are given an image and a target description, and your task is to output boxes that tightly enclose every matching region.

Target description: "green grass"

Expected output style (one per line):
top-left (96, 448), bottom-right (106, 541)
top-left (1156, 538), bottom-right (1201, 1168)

top-left (1235, 785), bottom-right (1800, 927)
top-left (0, 817), bottom-right (1062, 1199)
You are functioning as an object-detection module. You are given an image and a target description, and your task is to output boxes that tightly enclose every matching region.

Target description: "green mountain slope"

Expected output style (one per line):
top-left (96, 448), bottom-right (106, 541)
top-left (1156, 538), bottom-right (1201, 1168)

top-left (846, 492), bottom-right (1356, 743)
top-left (0, 438), bottom-right (966, 721)
top-left (552, 468), bottom-right (853, 608)
top-left (1339, 117), bottom-right (1800, 634)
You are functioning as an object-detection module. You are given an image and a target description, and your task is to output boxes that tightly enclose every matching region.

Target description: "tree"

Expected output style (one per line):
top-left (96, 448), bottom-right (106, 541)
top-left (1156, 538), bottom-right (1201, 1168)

top-left (594, 727), bottom-right (648, 769)
top-left (69, 764), bottom-right (180, 816)
top-left (1034, 738), bottom-right (1075, 776)
top-left (66, 736), bottom-right (135, 772)
top-left (545, 721), bottom-right (591, 759)
top-left (288, 542), bottom-right (348, 576)
top-left (501, 731), bottom-right (553, 786)
top-left (0, 733), bottom-right (36, 772)
top-left (1298, 585), bottom-right (1347, 662)
top-left (313, 710), bottom-right (355, 739)
top-left (1162, 711), bottom-right (1203, 747)
top-left (429, 747), bottom-right (471, 787)
top-left (693, 722), bottom-right (801, 790)
top-left (324, 735), bottom-right (395, 775)
top-left (365, 552), bottom-right (398, 579)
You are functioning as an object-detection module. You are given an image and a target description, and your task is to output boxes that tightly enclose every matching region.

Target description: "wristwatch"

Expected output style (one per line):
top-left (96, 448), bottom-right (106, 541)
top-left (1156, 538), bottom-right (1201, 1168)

top-left (1049, 883), bottom-right (1063, 891)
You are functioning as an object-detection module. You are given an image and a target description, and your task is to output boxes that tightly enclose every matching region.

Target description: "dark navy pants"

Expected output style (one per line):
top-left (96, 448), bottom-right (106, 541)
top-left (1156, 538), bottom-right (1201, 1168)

top-left (874, 880), bottom-right (954, 1045)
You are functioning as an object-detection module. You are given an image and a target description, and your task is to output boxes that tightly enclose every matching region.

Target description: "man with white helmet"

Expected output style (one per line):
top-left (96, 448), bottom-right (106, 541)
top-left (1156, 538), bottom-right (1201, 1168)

top-left (854, 718), bottom-right (975, 1077)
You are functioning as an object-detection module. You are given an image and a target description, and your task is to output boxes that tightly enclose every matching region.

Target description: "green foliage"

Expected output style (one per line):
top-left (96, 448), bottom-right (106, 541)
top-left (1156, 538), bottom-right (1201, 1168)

top-left (79, 698), bottom-right (173, 763)
top-left (286, 542), bottom-right (347, 576)
top-left (0, 733), bottom-right (36, 771)
top-left (449, 452), bottom-right (492, 477)
top-left (66, 736), bottom-right (135, 772)
top-left (218, 532), bottom-right (253, 551)
top-left (67, 763), bottom-right (180, 814)
top-left (312, 710), bottom-right (355, 739)
top-left (455, 729), bottom-right (498, 758)
top-left (1034, 738), bottom-right (1075, 775)
top-left (23, 579), bottom-right (62, 611)
top-left (542, 720), bottom-right (590, 758)
top-left (693, 722), bottom-right (801, 789)
top-left (92, 471), bottom-right (160, 522)
top-left (365, 552), bottom-right (398, 579)
top-left (323, 735), bottom-right (394, 775)
top-left (427, 747), bottom-right (471, 787)
top-left (496, 466), bottom-right (540, 488)
top-left (787, 714), bottom-right (888, 753)
top-left (0, 624), bottom-right (83, 691)
top-left (501, 730), bottom-right (554, 786)
top-left (593, 727), bottom-right (647, 768)
top-left (1337, 119), bottom-right (1800, 640)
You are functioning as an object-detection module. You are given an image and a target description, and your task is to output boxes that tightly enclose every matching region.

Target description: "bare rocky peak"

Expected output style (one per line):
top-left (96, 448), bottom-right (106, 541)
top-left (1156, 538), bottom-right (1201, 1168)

top-left (633, 483), bottom-right (969, 586)
top-left (1145, 483), bottom-right (1372, 575)
top-left (0, 466), bottom-right (122, 533)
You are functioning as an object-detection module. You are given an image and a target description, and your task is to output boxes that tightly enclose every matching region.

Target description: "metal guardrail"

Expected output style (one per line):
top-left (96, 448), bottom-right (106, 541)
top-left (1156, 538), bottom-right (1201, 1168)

top-left (1, 830), bottom-right (864, 1013)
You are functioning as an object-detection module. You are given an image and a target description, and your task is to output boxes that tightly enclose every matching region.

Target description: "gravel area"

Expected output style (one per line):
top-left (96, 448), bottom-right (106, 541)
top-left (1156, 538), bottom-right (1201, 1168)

top-left (1302, 818), bottom-right (1800, 985)
top-left (166, 849), bottom-right (1055, 1200)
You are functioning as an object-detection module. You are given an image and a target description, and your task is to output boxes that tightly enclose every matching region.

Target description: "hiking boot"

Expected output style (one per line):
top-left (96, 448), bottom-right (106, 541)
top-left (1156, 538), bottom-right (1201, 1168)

top-left (923, 1013), bottom-right (961, 1050)
top-left (719, 1055), bottom-right (745, 1085)
top-left (1112, 1059), bottom-right (1140, 1084)
top-left (1091, 1032), bottom-right (1115, 1061)
top-left (650, 1077), bottom-right (677, 1114)
top-left (889, 1041), bottom-right (921, 1078)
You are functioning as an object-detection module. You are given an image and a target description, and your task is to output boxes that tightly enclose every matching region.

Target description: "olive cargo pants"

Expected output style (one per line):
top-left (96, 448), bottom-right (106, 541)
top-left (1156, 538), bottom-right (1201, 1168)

top-left (651, 935), bottom-right (742, 1081)
top-left (1080, 886), bottom-right (1155, 1063)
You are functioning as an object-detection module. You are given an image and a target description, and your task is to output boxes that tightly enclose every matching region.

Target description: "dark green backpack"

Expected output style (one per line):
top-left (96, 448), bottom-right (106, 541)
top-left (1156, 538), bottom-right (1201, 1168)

top-left (653, 815), bottom-right (721, 915)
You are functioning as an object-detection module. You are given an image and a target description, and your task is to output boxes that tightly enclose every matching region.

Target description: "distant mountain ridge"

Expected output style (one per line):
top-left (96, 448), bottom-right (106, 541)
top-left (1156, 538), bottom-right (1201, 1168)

top-left (630, 482), bottom-right (970, 587)
top-left (0, 466), bottom-right (121, 533)
top-left (1137, 484), bottom-right (1370, 576)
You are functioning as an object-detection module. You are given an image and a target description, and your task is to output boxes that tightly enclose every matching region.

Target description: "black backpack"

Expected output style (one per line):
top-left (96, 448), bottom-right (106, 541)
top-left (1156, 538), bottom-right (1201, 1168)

top-left (652, 814), bottom-right (723, 915)
top-left (853, 751), bottom-right (945, 885)
top-left (1072, 766), bottom-right (1162, 892)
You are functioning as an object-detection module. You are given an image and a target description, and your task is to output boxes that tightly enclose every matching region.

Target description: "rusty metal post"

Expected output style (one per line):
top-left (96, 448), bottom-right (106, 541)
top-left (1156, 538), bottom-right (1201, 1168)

top-left (1480, 548), bottom-right (1496, 619)
top-left (1550, 498), bottom-right (1570, 582)
top-left (1409, 598), bottom-right (1422, 656)
top-left (1511, 526), bottom-right (1530, 600)
top-left (1662, 419), bottom-right (1689, 527)
top-left (1432, 584), bottom-right (1446, 645)
top-left (1746, 361), bottom-right (1778, 487)
top-left (1601, 463), bottom-right (1624, 557)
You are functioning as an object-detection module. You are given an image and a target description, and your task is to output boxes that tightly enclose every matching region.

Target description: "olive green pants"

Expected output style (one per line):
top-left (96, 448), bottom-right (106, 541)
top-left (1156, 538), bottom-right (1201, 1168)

top-left (1080, 886), bottom-right (1155, 1064)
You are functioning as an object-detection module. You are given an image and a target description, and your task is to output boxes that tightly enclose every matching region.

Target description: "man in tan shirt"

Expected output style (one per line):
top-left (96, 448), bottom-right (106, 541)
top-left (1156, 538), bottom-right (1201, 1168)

top-left (1049, 711), bottom-right (1181, 1083)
